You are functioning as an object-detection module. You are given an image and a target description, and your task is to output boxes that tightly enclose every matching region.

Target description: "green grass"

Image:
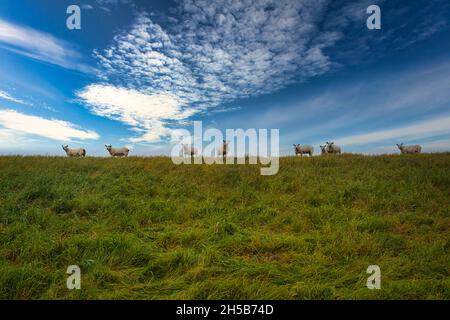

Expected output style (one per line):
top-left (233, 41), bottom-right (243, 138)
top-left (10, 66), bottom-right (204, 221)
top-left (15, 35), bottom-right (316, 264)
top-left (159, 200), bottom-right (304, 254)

top-left (0, 154), bottom-right (449, 299)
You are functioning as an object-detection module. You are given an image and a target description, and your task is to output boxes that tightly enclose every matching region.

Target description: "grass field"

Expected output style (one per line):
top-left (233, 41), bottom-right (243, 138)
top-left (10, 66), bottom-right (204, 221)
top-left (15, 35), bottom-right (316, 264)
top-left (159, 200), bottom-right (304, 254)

top-left (0, 154), bottom-right (449, 299)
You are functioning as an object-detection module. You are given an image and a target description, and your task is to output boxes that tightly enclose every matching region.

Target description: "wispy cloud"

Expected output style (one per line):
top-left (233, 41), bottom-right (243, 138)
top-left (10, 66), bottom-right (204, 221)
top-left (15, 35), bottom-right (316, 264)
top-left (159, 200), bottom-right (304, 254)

top-left (0, 109), bottom-right (99, 141)
top-left (94, 0), bottom-right (132, 4)
top-left (0, 90), bottom-right (27, 105)
top-left (250, 59), bottom-right (450, 147)
top-left (0, 19), bottom-right (93, 73)
top-left (328, 0), bottom-right (450, 64)
top-left (0, 128), bottom-right (30, 148)
top-left (335, 115), bottom-right (450, 146)
top-left (81, 4), bottom-right (94, 10)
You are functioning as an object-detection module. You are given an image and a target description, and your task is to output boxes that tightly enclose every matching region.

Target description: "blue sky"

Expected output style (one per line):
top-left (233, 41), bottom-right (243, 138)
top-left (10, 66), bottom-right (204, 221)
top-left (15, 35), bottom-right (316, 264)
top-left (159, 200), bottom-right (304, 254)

top-left (0, 0), bottom-right (449, 156)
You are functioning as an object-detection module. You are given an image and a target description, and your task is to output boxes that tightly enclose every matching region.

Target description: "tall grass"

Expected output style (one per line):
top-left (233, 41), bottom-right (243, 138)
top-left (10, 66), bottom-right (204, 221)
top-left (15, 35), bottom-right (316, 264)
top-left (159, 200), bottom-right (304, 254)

top-left (0, 154), bottom-right (449, 299)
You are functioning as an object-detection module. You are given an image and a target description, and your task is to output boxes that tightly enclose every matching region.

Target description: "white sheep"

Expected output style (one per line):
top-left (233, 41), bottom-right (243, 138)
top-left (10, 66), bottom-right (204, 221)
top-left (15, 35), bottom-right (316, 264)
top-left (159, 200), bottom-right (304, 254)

top-left (105, 145), bottom-right (129, 157)
top-left (293, 144), bottom-right (314, 156)
top-left (217, 140), bottom-right (230, 157)
top-left (182, 143), bottom-right (197, 157)
top-left (396, 143), bottom-right (422, 154)
top-left (62, 145), bottom-right (86, 157)
top-left (326, 142), bottom-right (341, 154)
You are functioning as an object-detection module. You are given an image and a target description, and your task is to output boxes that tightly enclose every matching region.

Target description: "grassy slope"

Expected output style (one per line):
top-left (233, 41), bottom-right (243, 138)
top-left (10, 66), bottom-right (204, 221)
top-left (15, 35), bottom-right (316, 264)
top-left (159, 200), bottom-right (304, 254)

top-left (0, 155), bottom-right (449, 299)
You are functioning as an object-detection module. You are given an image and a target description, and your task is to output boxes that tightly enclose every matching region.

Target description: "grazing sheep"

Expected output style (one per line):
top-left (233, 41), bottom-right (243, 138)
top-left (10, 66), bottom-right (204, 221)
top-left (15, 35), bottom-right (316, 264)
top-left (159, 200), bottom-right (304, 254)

top-left (326, 142), bottom-right (342, 154)
top-left (182, 143), bottom-right (197, 157)
top-left (293, 144), bottom-right (314, 156)
top-left (397, 143), bottom-right (422, 154)
top-left (218, 140), bottom-right (230, 157)
top-left (62, 145), bottom-right (86, 157)
top-left (320, 145), bottom-right (328, 155)
top-left (105, 145), bottom-right (129, 157)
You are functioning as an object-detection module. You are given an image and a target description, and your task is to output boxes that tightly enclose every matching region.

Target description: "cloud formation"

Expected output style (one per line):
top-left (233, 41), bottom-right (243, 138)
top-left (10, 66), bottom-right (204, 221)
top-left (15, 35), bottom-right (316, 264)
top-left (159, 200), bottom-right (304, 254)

top-left (0, 109), bottom-right (99, 141)
top-left (94, 2), bottom-right (338, 105)
top-left (82, 1), bottom-right (340, 141)
top-left (78, 0), bottom-right (449, 143)
top-left (0, 90), bottom-right (26, 104)
top-left (0, 19), bottom-right (92, 73)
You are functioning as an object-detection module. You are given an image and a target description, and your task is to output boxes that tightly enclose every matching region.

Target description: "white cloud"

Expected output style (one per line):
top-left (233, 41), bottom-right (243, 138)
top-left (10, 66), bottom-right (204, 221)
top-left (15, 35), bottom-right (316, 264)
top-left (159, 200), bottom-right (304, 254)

top-left (79, 0), bottom-right (449, 143)
top-left (81, 4), bottom-right (94, 10)
top-left (78, 85), bottom-right (182, 120)
top-left (0, 109), bottom-right (99, 141)
top-left (0, 19), bottom-right (92, 73)
top-left (77, 84), bottom-right (197, 142)
top-left (0, 90), bottom-right (27, 104)
top-left (83, 1), bottom-right (341, 142)
top-left (335, 116), bottom-right (450, 146)
top-left (94, 4), bottom-right (337, 106)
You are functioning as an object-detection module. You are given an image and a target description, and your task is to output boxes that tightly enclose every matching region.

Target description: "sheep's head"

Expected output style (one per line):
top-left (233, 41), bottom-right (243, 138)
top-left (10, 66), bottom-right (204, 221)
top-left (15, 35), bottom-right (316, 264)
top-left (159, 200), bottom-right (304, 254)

top-left (326, 142), bottom-right (335, 152)
top-left (396, 143), bottom-right (403, 149)
top-left (62, 145), bottom-right (69, 151)
top-left (105, 144), bottom-right (112, 150)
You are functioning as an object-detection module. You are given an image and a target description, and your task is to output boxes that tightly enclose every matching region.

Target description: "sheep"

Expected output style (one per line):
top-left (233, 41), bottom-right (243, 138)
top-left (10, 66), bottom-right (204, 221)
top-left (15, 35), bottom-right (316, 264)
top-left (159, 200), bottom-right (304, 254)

top-left (326, 142), bottom-right (341, 154)
top-left (293, 144), bottom-right (314, 156)
top-left (62, 145), bottom-right (86, 157)
top-left (320, 145), bottom-right (328, 155)
top-left (396, 143), bottom-right (422, 154)
top-left (105, 145), bottom-right (129, 157)
top-left (218, 140), bottom-right (230, 157)
top-left (182, 143), bottom-right (197, 157)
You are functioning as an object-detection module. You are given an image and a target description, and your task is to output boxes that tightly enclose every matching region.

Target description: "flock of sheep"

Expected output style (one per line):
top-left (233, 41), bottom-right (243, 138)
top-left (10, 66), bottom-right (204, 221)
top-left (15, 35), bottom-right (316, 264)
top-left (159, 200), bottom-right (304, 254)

top-left (62, 145), bottom-right (129, 157)
top-left (61, 141), bottom-right (423, 158)
top-left (293, 141), bottom-right (341, 156)
top-left (293, 142), bottom-right (422, 156)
